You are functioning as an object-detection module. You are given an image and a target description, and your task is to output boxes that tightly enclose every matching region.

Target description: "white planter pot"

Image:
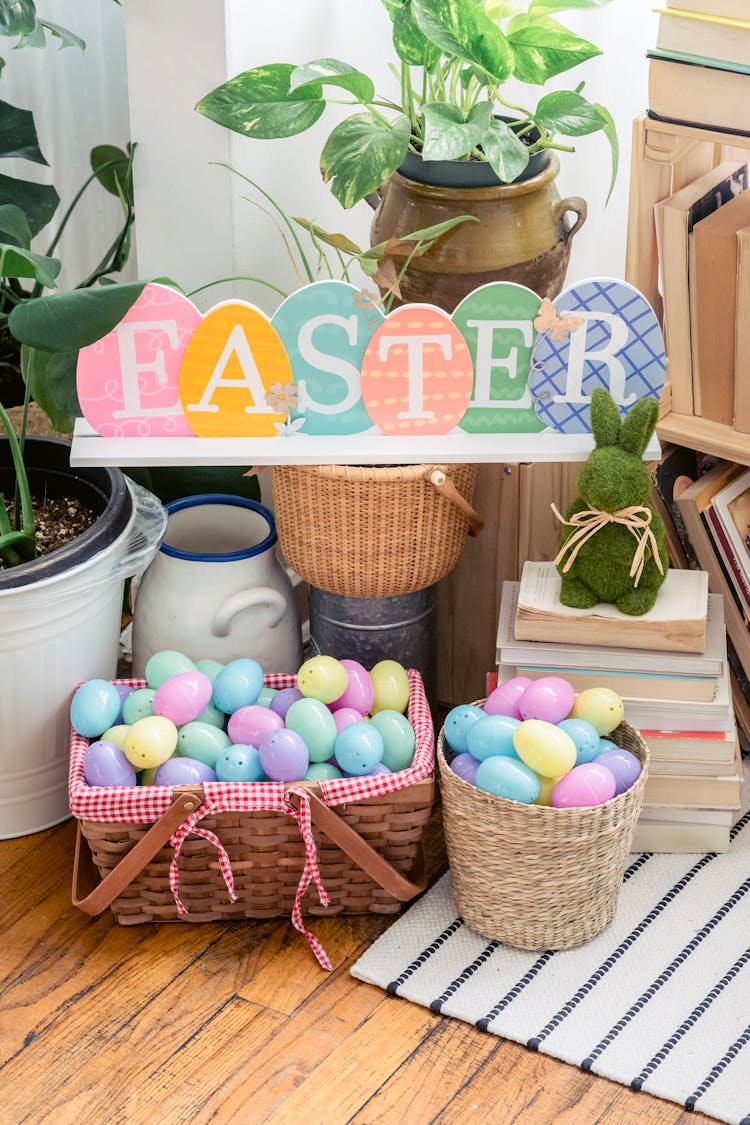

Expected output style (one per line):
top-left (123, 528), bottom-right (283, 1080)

top-left (131, 493), bottom-right (303, 677)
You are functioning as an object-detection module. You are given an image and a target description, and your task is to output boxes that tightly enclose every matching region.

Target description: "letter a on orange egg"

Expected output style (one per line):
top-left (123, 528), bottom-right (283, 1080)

top-left (179, 301), bottom-right (293, 436)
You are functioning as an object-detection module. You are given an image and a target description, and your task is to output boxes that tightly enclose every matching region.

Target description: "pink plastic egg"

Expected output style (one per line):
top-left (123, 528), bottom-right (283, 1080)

top-left (333, 707), bottom-right (364, 734)
top-left (330, 659), bottom-right (374, 715)
top-left (484, 677), bottom-right (533, 719)
top-left (551, 762), bottom-right (617, 808)
top-left (153, 671), bottom-right (213, 727)
top-left (227, 704), bottom-right (284, 747)
top-left (518, 676), bottom-right (575, 724)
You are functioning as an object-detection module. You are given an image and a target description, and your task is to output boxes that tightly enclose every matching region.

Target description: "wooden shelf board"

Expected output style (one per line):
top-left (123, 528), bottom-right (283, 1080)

top-left (656, 411), bottom-right (750, 467)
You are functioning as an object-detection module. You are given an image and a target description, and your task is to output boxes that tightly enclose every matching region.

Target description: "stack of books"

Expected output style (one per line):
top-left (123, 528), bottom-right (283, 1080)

top-left (496, 562), bottom-right (743, 852)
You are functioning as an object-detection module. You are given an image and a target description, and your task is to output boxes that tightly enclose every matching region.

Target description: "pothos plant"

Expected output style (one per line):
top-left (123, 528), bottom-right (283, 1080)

top-left (196, 0), bottom-right (619, 210)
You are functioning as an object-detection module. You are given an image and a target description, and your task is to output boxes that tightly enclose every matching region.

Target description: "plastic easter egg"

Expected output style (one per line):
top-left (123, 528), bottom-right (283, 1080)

top-left (257, 687), bottom-right (278, 708)
top-left (466, 714), bottom-right (520, 761)
top-left (570, 687), bottom-right (624, 735)
top-left (367, 763), bottom-right (392, 776)
top-left (193, 700), bottom-right (227, 729)
top-left (153, 670), bottom-right (213, 727)
top-left (305, 762), bottom-right (343, 781)
top-left (154, 756), bottom-right (217, 786)
top-left (297, 655), bottom-right (349, 704)
top-left (513, 719), bottom-right (577, 778)
top-left (534, 774), bottom-right (560, 807)
top-left (258, 728), bottom-right (309, 782)
top-left (195, 658), bottom-right (224, 683)
top-left (596, 747), bottom-right (642, 795)
top-left (369, 660), bottom-right (410, 714)
top-left (285, 697), bottom-right (338, 763)
top-left (100, 724), bottom-right (130, 752)
top-left (334, 722), bottom-right (384, 776)
top-left (331, 659), bottom-right (374, 715)
top-left (124, 716), bottom-right (179, 769)
top-left (70, 679), bottom-right (122, 738)
top-left (551, 761), bottom-right (617, 808)
top-left (556, 718), bottom-right (603, 766)
top-left (227, 704), bottom-right (284, 748)
top-left (443, 704), bottom-right (485, 753)
top-left (140, 751), bottom-right (178, 785)
top-left (475, 756), bottom-right (540, 803)
top-left (122, 688), bottom-right (156, 725)
top-left (368, 710), bottom-right (416, 772)
top-left (484, 677), bottom-right (533, 719)
top-left (333, 707), bottom-right (364, 734)
top-left (215, 744), bottom-right (265, 782)
top-left (212, 658), bottom-right (264, 714)
top-left (598, 738), bottom-right (617, 754)
top-left (145, 649), bottom-right (196, 690)
top-left (450, 752), bottom-right (480, 785)
top-left (269, 686), bottom-right (304, 720)
top-left (84, 740), bottom-right (137, 787)
top-left (177, 721), bottom-right (231, 767)
top-left (114, 683), bottom-right (134, 724)
top-left (518, 676), bottom-right (575, 724)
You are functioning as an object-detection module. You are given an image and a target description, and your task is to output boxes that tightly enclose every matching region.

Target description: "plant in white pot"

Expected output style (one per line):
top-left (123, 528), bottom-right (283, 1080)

top-left (196, 0), bottom-right (618, 308)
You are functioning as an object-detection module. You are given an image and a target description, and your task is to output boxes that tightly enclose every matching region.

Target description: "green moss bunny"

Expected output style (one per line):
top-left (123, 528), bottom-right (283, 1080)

top-left (554, 388), bottom-right (668, 615)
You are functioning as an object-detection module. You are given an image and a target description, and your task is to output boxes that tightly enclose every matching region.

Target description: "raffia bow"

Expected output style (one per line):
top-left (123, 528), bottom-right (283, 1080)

top-left (551, 503), bottom-right (665, 588)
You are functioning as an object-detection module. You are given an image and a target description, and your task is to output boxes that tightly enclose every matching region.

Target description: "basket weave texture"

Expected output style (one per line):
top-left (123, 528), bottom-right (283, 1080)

top-left (269, 462), bottom-right (478, 598)
top-left (438, 714), bottom-right (649, 951)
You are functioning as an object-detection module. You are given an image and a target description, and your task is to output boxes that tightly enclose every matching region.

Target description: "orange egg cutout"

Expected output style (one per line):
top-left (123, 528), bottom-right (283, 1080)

top-left (360, 304), bottom-right (474, 435)
top-left (179, 300), bottom-right (294, 437)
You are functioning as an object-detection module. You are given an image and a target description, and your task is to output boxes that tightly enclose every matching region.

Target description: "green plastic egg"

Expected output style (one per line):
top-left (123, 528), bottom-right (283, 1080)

top-left (177, 721), bottom-right (231, 767)
top-left (195, 658), bottom-right (224, 683)
top-left (145, 650), bottom-right (196, 690)
top-left (286, 697), bottom-right (337, 763)
top-left (122, 688), bottom-right (156, 725)
top-left (368, 710), bottom-right (416, 772)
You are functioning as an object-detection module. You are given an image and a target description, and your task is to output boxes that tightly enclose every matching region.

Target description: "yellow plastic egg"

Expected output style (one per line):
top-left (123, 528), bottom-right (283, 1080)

top-left (570, 687), bottom-right (625, 736)
top-left (369, 660), bottom-right (410, 714)
top-left (297, 655), bottom-right (349, 704)
top-left (100, 724), bottom-right (130, 752)
top-left (534, 774), bottom-right (561, 807)
top-left (124, 716), bottom-right (178, 770)
top-left (513, 719), bottom-right (577, 778)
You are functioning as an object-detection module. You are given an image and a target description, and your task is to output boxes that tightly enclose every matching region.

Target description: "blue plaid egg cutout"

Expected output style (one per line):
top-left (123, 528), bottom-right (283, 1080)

top-left (528, 278), bottom-right (666, 433)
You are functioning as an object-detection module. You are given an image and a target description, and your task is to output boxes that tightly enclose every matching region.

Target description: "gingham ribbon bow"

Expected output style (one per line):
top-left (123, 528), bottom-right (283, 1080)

top-left (283, 786), bottom-right (333, 972)
top-left (169, 800), bottom-right (238, 914)
top-left (551, 502), bottom-right (665, 588)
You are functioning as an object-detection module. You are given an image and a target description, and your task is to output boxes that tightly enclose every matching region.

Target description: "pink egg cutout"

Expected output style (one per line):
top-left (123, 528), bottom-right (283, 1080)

top-left (77, 282), bottom-right (201, 437)
top-left (551, 762), bottom-right (617, 808)
top-left (153, 671), bottom-right (213, 727)
top-left (518, 676), bottom-right (576, 725)
top-left (485, 678), bottom-right (533, 719)
top-left (330, 660), bottom-right (374, 715)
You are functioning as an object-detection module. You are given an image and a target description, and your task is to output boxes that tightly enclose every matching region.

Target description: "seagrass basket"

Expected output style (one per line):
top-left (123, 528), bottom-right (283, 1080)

top-left (269, 462), bottom-right (482, 598)
top-left (438, 713), bottom-right (649, 950)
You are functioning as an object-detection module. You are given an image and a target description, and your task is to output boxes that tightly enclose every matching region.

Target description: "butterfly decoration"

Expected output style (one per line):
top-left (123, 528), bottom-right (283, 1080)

top-left (533, 297), bottom-right (585, 343)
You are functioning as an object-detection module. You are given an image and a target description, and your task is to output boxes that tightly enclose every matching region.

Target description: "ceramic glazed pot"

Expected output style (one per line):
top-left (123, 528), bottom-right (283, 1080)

top-left (131, 493), bottom-right (303, 676)
top-left (369, 153), bottom-right (586, 312)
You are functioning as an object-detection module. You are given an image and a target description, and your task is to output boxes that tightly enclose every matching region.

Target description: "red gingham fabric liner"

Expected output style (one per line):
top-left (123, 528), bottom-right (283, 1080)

top-left (69, 670), bottom-right (434, 970)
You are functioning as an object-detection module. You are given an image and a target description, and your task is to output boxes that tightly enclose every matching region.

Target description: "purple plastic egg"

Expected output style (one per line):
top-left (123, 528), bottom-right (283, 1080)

top-left (367, 762), bottom-right (392, 776)
top-left (330, 659), bottom-right (374, 715)
top-left (484, 677), bottom-right (533, 719)
top-left (153, 671), bottom-right (213, 727)
top-left (268, 686), bottom-right (304, 720)
top-left (596, 747), bottom-right (642, 795)
top-left (259, 728), bottom-right (309, 782)
top-left (114, 683), bottom-right (135, 724)
top-left (551, 762), bottom-right (617, 808)
top-left (450, 752), bottom-right (480, 785)
top-left (153, 756), bottom-right (217, 785)
top-left (84, 740), bottom-right (137, 787)
top-left (518, 676), bottom-right (575, 725)
top-left (227, 704), bottom-right (283, 747)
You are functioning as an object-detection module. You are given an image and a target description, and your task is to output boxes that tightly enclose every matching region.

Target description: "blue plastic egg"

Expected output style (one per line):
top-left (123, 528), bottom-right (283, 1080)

top-left (443, 704), bottom-right (485, 753)
top-left (557, 718), bottom-right (603, 765)
top-left (70, 679), bottom-right (122, 738)
top-left (475, 757), bottom-right (541, 803)
top-left (466, 714), bottom-right (520, 761)
top-left (334, 722), bottom-right (384, 776)
top-left (212, 658), bottom-right (264, 714)
top-left (215, 744), bottom-right (265, 782)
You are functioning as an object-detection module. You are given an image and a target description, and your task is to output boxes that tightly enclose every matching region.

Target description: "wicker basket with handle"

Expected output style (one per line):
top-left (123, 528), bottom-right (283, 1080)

top-left (438, 712), bottom-right (648, 951)
top-left (269, 462), bottom-right (483, 598)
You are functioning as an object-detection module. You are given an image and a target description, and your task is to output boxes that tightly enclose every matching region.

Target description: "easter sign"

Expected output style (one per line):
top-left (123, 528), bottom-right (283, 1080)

top-left (75, 278), bottom-right (666, 456)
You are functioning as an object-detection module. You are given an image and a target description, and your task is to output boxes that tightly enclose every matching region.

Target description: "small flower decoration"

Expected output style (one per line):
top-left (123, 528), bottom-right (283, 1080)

top-left (354, 288), bottom-right (380, 312)
top-left (533, 297), bottom-right (584, 343)
top-left (273, 416), bottom-right (306, 436)
top-left (264, 381), bottom-right (298, 412)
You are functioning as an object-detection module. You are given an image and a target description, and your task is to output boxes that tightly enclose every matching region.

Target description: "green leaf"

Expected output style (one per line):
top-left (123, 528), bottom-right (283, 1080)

top-left (0, 98), bottom-right (48, 163)
top-left (393, 3), bottom-right (440, 68)
top-left (290, 59), bottom-right (374, 103)
top-left (0, 173), bottom-right (58, 235)
top-left (0, 401), bottom-right (33, 543)
top-left (534, 89), bottom-right (605, 135)
top-left (421, 101), bottom-right (492, 161)
top-left (479, 115), bottom-right (529, 182)
top-left (508, 18), bottom-right (601, 84)
top-left (367, 213), bottom-right (480, 257)
top-left (8, 279), bottom-right (150, 351)
top-left (412, 0), bottom-right (513, 83)
top-left (594, 100), bottom-right (619, 203)
top-left (291, 217), bottom-right (362, 256)
top-left (320, 113), bottom-right (410, 209)
top-left (20, 344), bottom-right (80, 432)
top-left (39, 20), bottom-right (85, 50)
top-left (14, 21), bottom-right (44, 47)
top-left (485, 0), bottom-right (525, 16)
top-left (196, 64), bottom-right (325, 140)
top-left (0, 0), bottom-right (36, 37)
top-left (529, 0), bottom-right (614, 15)
top-left (0, 240), bottom-right (60, 287)
top-left (0, 203), bottom-right (31, 247)
top-left (90, 144), bottom-right (133, 197)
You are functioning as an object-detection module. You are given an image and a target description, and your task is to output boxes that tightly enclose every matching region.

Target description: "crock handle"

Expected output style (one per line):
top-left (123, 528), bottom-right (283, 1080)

top-left (553, 196), bottom-right (587, 244)
top-left (364, 183), bottom-right (387, 211)
top-left (211, 587), bottom-right (287, 637)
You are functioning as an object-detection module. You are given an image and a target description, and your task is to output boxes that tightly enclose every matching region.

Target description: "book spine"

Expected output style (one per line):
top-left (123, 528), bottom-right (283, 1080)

top-left (734, 228), bottom-right (750, 431)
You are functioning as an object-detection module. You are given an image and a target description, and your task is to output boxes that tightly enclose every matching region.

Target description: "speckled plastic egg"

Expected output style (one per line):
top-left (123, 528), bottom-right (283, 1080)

top-left (177, 721), bottom-right (231, 767)
top-left (124, 715), bottom-right (178, 770)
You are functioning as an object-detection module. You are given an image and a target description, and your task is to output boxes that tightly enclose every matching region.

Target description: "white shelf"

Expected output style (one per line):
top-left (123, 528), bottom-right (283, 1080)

top-left (69, 419), bottom-right (661, 467)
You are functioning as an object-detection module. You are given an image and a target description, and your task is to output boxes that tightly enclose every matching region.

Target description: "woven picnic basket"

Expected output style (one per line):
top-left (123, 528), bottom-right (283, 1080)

top-left (437, 711), bottom-right (648, 951)
top-left (268, 462), bottom-right (483, 598)
top-left (70, 672), bottom-right (435, 967)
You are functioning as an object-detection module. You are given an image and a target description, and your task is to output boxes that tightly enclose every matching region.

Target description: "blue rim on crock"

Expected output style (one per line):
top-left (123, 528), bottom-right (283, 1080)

top-left (160, 493), bottom-right (278, 563)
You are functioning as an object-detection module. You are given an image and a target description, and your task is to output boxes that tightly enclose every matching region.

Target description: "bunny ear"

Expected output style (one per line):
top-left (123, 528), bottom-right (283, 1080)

top-left (620, 395), bottom-right (659, 457)
top-left (589, 387), bottom-right (621, 447)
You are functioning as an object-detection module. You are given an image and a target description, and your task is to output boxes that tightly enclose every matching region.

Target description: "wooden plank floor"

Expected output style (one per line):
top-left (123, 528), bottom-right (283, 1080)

top-left (1, 817), bottom-right (715, 1125)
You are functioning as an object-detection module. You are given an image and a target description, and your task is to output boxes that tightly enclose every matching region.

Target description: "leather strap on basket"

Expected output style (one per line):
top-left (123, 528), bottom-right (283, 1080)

top-left (425, 466), bottom-right (484, 536)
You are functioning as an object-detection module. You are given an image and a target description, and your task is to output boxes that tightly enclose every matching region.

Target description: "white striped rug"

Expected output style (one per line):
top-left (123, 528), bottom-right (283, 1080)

top-left (351, 789), bottom-right (750, 1125)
